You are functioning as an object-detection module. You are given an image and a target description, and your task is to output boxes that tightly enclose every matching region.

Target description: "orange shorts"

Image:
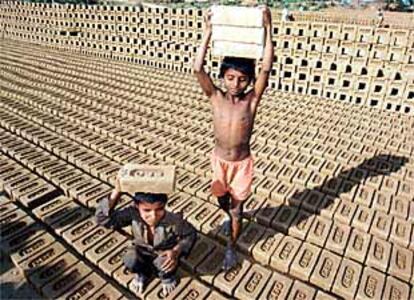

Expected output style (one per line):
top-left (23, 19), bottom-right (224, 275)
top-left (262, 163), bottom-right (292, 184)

top-left (210, 151), bottom-right (254, 202)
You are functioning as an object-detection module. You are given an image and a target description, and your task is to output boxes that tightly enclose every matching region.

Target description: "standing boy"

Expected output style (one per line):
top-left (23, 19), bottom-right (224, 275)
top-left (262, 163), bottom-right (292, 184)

top-left (95, 179), bottom-right (196, 296)
top-left (193, 6), bottom-right (274, 271)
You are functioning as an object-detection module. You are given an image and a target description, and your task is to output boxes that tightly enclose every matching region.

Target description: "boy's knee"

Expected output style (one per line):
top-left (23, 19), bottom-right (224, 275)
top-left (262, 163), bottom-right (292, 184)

top-left (123, 250), bottom-right (137, 271)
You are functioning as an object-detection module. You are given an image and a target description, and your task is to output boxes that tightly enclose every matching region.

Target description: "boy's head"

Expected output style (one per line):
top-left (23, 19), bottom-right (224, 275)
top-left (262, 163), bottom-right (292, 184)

top-left (219, 57), bottom-right (256, 96)
top-left (133, 192), bottom-right (167, 226)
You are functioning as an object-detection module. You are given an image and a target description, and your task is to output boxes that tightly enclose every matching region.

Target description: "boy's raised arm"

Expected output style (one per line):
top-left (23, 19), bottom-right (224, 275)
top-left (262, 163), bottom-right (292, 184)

top-left (253, 7), bottom-right (274, 103)
top-left (193, 10), bottom-right (217, 97)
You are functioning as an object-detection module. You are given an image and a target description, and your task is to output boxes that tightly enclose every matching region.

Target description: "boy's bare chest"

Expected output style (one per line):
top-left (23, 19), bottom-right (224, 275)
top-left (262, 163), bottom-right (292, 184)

top-left (212, 100), bottom-right (252, 122)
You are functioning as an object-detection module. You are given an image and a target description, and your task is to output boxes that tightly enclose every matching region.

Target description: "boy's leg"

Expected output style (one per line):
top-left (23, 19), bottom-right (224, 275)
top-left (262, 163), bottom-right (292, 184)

top-left (217, 193), bottom-right (232, 235)
top-left (123, 247), bottom-right (152, 293)
top-left (153, 255), bottom-right (178, 296)
top-left (223, 199), bottom-right (243, 271)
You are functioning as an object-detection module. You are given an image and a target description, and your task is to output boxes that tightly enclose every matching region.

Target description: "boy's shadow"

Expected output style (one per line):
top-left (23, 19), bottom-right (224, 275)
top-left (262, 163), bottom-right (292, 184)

top-left (189, 154), bottom-right (408, 281)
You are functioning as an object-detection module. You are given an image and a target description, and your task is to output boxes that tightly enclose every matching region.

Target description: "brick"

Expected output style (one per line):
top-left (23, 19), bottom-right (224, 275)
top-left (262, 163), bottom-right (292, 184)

top-left (370, 211), bottom-right (393, 240)
top-left (390, 196), bottom-right (410, 220)
top-left (41, 261), bottom-right (92, 299)
top-left (85, 231), bottom-right (127, 264)
top-left (344, 229), bottom-right (372, 264)
top-left (256, 177), bottom-right (279, 198)
top-left (334, 200), bottom-right (357, 225)
top-left (175, 196), bottom-right (205, 219)
top-left (307, 216), bottom-right (332, 248)
top-left (212, 25), bottom-right (264, 44)
top-left (236, 221), bottom-right (266, 255)
top-left (145, 269), bottom-right (191, 299)
top-left (372, 191), bottom-right (392, 213)
top-left (288, 210), bottom-right (314, 241)
top-left (214, 257), bottom-right (251, 296)
top-left (389, 244), bottom-right (413, 283)
top-left (270, 235), bottom-right (302, 274)
top-left (62, 216), bottom-right (99, 244)
top-left (319, 195), bottom-right (340, 220)
top-left (181, 235), bottom-right (216, 272)
top-left (196, 244), bottom-right (226, 284)
top-left (234, 263), bottom-right (271, 300)
top-left (0, 222), bottom-right (46, 255)
top-left (72, 226), bottom-right (113, 255)
top-left (271, 205), bottom-right (298, 233)
top-left (86, 284), bottom-right (123, 300)
top-left (33, 195), bottom-right (71, 219)
top-left (255, 199), bottom-right (281, 227)
top-left (68, 178), bottom-right (102, 199)
top-left (290, 242), bottom-right (321, 281)
top-left (301, 190), bottom-right (325, 213)
top-left (310, 249), bottom-right (341, 292)
top-left (51, 168), bottom-right (84, 187)
top-left (0, 202), bottom-right (18, 218)
top-left (351, 205), bottom-right (374, 233)
top-left (354, 186), bottom-right (375, 207)
top-left (0, 166), bottom-right (30, 190)
top-left (200, 209), bottom-right (227, 240)
top-left (389, 217), bottom-right (411, 248)
top-left (325, 222), bottom-right (351, 256)
top-left (383, 276), bottom-right (411, 300)
top-left (332, 258), bottom-right (363, 299)
top-left (118, 163), bottom-right (176, 194)
top-left (113, 265), bottom-right (135, 288)
top-left (1, 208), bottom-right (28, 233)
top-left (187, 203), bottom-right (218, 232)
top-left (174, 279), bottom-right (211, 300)
top-left (0, 214), bottom-right (36, 241)
top-left (10, 233), bottom-right (55, 265)
top-left (4, 173), bottom-right (39, 198)
top-left (59, 272), bottom-right (107, 300)
top-left (314, 290), bottom-right (338, 300)
top-left (355, 267), bottom-right (385, 300)
top-left (60, 174), bottom-right (95, 196)
top-left (288, 280), bottom-right (317, 300)
top-left (98, 244), bottom-right (129, 277)
top-left (28, 250), bottom-right (79, 289)
top-left (243, 194), bottom-right (266, 220)
top-left (18, 183), bottom-right (60, 209)
top-left (270, 181), bottom-right (296, 204)
top-left (260, 271), bottom-right (294, 300)
top-left (40, 200), bottom-right (83, 224)
top-left (48, 205), bottom-right (91, 235)
top-left (18, 242), bottom-right (66, 275)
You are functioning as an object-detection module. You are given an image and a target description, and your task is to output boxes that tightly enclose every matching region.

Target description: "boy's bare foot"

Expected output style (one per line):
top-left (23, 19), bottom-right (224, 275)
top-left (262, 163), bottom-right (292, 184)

top-left (161, 276), bottom-right (177, 297)
top-left (222, 246), bottom-right (238, 271)
top-left (131, 273), bottom-right (146, 294)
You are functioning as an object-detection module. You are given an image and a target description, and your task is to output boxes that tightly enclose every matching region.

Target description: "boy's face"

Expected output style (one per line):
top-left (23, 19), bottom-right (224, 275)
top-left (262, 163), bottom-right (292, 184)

top-left (136, 201), bottom-right (166, 227)
top-left (223, 68), bottom-right (250, 96)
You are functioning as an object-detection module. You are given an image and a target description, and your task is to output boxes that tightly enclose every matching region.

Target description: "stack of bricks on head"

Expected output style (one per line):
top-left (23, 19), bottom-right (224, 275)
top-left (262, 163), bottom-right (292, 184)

top-left (118, 164), bottom-right (176, 195)
top-left (211, 6), bottom-right (264, 59)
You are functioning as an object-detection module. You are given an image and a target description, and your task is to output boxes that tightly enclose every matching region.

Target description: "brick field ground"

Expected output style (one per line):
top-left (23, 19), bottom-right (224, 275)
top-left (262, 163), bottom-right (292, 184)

top-left (1, 39), bottom-right (413, 299)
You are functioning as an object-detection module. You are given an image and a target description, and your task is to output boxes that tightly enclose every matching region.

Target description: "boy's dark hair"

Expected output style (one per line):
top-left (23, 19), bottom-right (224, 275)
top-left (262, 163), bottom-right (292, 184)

top-left (133, 192), bottom-right (168, 204)
top-left (219, 56), bottom-right (256, 83)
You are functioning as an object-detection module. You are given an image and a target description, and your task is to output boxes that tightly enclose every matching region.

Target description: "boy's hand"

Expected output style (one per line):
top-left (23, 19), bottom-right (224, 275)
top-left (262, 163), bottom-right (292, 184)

top-left (114, 176), bottom-right (122, 194)
top-left (262, 6), bottom-right (272, 28)
top-left (203, 8), bottom-right (213, 33)
top-left (159, 248), bottom-right (179, 273)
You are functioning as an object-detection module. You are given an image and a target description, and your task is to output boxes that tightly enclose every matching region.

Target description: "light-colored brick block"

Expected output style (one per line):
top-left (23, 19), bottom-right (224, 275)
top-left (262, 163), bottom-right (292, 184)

top-left (212, 25), bottom-right (264, 44)
top-left (211, 5), bottom-right (263, 27)
top-left (212, 41), bottom-right (263, 59)
top-left (118, 164), bottom-right (175, 194)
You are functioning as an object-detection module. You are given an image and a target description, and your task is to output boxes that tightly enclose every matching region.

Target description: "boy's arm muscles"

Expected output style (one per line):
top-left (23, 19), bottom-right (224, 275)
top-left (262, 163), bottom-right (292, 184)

top-left (253, 10), bottom-right (274, 106)
top-left (95, 189), bottom-right (133, 229)
top-left (194, 70), bottom-right (217, 97)
top-left (194, 14), bottom-right (217, 98)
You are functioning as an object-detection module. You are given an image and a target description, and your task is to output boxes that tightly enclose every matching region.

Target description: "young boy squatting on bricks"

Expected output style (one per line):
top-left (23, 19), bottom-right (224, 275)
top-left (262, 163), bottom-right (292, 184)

top-left (95, 179), bottom-right (196, 296)
top-left (193, 6), bottom-right (274, 271)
